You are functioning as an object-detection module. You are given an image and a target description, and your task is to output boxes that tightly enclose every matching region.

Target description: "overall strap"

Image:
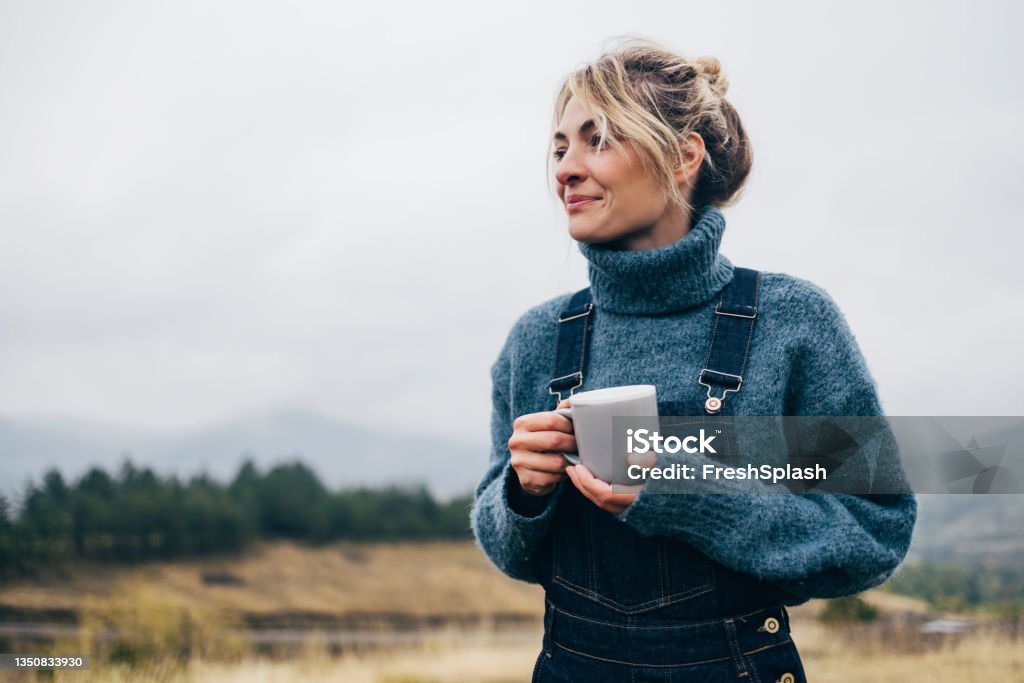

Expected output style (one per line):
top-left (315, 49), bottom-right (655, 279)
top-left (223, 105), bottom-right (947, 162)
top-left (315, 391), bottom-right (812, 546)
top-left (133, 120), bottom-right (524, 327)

top-left (699, 267), bottom-right (760, 415)
top-left (547, 288), bottom-right (594, 406)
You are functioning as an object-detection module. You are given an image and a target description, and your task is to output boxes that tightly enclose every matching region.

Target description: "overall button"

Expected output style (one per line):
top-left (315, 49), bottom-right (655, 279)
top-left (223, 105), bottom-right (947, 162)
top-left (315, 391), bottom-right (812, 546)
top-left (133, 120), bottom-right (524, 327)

top-left (762, 616), bottom-right (780, 634)
top-left (777, 674), bottom-right (795, 683)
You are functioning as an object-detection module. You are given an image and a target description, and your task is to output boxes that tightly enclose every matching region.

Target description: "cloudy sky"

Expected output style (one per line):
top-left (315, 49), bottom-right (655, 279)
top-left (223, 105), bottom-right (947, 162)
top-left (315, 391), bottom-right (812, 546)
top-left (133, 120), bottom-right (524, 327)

top-left (1, 0), bottom-right (1021, 449)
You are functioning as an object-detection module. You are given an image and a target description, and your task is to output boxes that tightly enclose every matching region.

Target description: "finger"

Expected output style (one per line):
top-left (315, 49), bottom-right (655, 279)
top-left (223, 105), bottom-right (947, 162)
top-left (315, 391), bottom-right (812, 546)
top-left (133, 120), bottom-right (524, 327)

top-left (572, 464), bottom-right (641, 507)
top-left (565, 466), bottom-right (601, 507)
top-left (604, 501), bottom-right (630, 515)
top-left (510, 451), bottom-right (571, 474)
top-left (514, 411), bottom-right (575, 434)
top-left (556, 397), bottom-right (572, 410)
top-left (627, 450), bottom-right (657, 468)
top-left (511, 430), bottom-right (577, 454)
top-left (566, 467), bottom-right (629, 513)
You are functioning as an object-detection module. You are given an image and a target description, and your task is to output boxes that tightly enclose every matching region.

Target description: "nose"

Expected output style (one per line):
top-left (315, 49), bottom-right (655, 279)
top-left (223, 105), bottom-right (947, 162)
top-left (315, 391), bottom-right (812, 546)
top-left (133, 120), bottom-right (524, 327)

top-left (555, 145), bottom-right (587, 188)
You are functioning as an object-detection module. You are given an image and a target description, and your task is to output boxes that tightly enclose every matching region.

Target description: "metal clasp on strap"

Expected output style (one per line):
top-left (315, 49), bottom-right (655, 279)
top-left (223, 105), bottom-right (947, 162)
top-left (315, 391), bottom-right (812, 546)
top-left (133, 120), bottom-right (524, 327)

top-left (715, 302), bottom-right (757, 319)
top-left (558, 303), bottom-right (593, 323)
top-left (699, 369), bottom-right (743, 414)
top-left (548, 371), bottom-right (583, 404)
top-left (548, 289), bottom-right (594, 406)
top-left (700, 270), bottom-right (760, 414)
top-left (549, 300), bottom-right (593, 404)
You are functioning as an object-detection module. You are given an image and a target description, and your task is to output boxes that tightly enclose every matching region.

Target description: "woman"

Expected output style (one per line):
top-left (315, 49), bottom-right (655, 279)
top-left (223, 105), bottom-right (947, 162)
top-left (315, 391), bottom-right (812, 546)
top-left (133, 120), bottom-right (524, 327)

top-left (470, 37), bottom-right (916, 682)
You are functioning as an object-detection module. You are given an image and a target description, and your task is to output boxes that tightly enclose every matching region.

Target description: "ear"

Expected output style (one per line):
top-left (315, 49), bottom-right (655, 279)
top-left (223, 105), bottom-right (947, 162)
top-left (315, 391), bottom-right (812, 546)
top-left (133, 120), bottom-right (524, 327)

top-left (672, 132), bottom-right (706, 188)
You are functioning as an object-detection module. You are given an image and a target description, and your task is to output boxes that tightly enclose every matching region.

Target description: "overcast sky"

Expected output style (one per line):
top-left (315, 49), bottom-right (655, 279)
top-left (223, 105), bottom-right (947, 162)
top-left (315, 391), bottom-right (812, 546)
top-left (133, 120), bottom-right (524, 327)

top-left (1, 0), bottom-right (1022, 448)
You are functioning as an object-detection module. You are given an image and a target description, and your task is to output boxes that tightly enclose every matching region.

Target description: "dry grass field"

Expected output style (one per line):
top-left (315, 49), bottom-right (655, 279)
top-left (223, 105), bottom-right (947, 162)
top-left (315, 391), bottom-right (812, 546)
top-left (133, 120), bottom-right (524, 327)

top-left (0, 541), bottom-right (544, 619)
top-left (1, 541), bottom-right (1021, 682)
top-left (1, 626), bottom-right (1021, 683)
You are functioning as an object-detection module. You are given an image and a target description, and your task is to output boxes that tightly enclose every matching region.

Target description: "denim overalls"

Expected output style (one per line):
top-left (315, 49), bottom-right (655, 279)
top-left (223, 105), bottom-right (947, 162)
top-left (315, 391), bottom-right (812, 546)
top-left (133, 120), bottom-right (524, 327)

top-left (532, 268), bottom-right (809, 683)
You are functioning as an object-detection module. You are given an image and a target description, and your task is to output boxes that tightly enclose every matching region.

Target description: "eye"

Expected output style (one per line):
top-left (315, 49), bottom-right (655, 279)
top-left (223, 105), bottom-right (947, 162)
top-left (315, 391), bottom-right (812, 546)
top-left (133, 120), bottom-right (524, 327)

top-left (552, 148), bottom-right (566, 161)
top-left (591, 133), bottom-right (604, 147)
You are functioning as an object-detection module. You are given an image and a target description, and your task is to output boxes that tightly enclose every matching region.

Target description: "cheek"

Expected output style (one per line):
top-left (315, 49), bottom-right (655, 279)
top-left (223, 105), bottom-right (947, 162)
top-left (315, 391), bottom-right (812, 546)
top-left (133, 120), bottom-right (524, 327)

top-left (628, 178), bottom-right (669, 210)
top-left (599, 162), bottom-right (647, 204)
top-left (609, 180), bottom-right (655, 215)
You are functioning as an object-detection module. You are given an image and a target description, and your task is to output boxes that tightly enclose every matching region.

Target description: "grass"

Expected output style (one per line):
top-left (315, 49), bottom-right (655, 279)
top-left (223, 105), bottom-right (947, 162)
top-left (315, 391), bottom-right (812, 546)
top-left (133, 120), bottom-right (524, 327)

top-left (1, 541), bottom-right (1021, 681)
top-left (795, 617), bottom-right (1024, 682)
top-left (0, 541), bottom-right (544, 620)
top-left (1, 627), bottom-right (1021, 683)
top-left (0, 638), bottom-right (541, 682)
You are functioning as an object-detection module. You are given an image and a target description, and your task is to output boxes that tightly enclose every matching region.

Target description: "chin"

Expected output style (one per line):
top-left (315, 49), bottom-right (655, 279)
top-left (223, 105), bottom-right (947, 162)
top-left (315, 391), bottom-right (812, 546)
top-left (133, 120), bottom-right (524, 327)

top-left (568, 220), bottom-right (609, 244)
top-left (569, 226), bottom-right (626, 246)
top-left (570, 232), bottom-right (607, 245)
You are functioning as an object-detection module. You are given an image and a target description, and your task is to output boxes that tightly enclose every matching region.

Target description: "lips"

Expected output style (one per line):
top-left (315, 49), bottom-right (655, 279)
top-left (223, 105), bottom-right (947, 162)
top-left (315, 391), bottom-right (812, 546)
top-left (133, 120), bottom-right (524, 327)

top-left (566, 194), bottom-right (601, 211)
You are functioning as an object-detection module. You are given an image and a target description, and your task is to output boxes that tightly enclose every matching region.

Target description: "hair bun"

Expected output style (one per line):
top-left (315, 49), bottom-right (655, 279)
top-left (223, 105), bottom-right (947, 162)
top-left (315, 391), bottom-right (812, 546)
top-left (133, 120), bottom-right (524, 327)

top-left (695, 55), bottom-right (729, 96)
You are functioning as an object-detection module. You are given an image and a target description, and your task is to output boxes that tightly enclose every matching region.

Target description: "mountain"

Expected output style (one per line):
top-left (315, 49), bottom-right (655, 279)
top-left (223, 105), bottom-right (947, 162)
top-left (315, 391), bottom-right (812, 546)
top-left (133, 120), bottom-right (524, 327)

top-left (897, 417), bottom-right (1024, 564)
top-left (0, 408), bottom-right (487, 500)
top-left (908, 494), bottom-right (1024, 564)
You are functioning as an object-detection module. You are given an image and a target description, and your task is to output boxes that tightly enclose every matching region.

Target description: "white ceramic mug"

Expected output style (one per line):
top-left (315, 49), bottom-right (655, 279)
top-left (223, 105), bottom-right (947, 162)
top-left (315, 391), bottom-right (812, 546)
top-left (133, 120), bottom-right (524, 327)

top-left (555, 384), bottom-right (659, 485)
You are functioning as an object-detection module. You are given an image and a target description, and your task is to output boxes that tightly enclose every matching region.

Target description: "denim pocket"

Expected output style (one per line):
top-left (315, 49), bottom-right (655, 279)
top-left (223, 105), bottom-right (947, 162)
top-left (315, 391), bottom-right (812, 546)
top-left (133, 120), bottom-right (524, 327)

top-left (552, 489), bottom-right (715, 614)
top-left (657, 414), bottom-right (741, 467)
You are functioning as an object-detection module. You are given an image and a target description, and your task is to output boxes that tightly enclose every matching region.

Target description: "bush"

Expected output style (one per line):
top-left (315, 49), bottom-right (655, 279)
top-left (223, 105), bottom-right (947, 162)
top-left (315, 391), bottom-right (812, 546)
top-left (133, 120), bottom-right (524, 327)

top-left (819, 595), bottom-right (880, 625)
top-left (78, 583), bottom-right (249, 666)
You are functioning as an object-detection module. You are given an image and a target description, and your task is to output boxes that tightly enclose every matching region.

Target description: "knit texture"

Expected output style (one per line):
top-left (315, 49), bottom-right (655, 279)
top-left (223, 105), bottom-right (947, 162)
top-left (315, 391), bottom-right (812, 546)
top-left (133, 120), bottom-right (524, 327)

top-left (469, 204), bottom-right (918, 602)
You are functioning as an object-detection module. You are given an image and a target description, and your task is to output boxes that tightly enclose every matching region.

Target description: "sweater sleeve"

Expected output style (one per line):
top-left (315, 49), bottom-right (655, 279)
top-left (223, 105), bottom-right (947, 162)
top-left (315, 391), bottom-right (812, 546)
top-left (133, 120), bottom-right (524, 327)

top-left (617, 283), bottom-right (918, 600)
top-left (469, 320), bottom-right (565, 584)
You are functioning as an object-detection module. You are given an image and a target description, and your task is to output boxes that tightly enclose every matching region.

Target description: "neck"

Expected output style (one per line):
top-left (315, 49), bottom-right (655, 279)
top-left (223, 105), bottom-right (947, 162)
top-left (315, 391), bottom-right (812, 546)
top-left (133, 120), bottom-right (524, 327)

top-left (604, 204), bottom-right (692, 251)
top-left (578, 204), bottom-right (734, 315)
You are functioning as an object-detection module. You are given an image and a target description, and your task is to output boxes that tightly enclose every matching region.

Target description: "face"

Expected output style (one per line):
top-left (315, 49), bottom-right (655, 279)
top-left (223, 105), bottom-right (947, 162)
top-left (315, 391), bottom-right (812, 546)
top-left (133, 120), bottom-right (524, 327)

top-left (553, 96), bottom-right (690, 250)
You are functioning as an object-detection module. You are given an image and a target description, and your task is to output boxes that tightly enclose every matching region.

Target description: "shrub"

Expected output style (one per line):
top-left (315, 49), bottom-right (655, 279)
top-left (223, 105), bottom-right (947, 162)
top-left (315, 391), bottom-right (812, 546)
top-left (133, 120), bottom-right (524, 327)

top-left (78, 583), bottom-right (248, 666)
top-left (819, 595), bottom-right (880, 625)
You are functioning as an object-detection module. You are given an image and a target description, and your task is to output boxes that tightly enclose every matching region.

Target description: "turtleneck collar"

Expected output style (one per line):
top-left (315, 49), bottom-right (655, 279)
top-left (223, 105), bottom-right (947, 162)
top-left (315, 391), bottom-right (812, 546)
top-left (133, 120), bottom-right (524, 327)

top-left (577, 202), bottom-right (737, 315)
top-left (577, 204), bottom-right (734, 315)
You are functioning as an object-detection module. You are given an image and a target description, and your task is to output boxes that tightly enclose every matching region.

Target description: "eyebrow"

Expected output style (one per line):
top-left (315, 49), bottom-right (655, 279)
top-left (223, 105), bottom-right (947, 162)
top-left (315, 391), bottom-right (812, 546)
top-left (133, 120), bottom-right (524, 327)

top-left (553, 119), bottom-right (597, 143)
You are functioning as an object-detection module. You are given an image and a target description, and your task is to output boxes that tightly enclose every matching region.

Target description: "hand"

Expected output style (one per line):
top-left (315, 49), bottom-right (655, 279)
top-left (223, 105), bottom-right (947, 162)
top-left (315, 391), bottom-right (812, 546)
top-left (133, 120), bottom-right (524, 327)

top-left (565, 462), bottom-right (640, 515)
top-left (508, 398), bottom-right (577, 496)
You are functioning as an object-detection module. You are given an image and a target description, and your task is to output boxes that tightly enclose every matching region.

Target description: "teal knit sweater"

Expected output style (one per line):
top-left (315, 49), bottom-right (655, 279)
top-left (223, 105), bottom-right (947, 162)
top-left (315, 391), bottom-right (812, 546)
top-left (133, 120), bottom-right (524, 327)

top-left (469, 205), bottom-right (917, 602)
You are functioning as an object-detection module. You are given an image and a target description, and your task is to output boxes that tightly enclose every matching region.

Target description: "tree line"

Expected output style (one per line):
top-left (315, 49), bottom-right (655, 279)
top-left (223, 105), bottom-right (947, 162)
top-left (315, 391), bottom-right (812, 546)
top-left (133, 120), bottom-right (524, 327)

top-left (886, 561), bottom-right (1024, 612)
top-left (0, 460), bottom-right (473, 577)
top-left (7, 461), bottom-right (1022, 612)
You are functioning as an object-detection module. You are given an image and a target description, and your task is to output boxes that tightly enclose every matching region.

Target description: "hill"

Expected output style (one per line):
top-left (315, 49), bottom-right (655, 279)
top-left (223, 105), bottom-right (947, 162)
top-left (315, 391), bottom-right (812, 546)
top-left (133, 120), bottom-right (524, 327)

top-left (909, 494), bottom-right (1024, 564)
top-left (0, 408), bottom-right (486, 500)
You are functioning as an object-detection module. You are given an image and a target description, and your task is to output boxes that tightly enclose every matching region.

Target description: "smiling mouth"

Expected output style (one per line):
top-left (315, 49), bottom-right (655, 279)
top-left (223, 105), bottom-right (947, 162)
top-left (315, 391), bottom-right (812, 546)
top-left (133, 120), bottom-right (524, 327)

top-left (567, 198), bottom-right (600, 211)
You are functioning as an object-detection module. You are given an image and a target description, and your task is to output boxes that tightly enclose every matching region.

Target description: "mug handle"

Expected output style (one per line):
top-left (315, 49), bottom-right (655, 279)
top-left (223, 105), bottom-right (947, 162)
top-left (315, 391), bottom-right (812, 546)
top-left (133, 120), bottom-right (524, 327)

top-left (553, 408), bottom-right (581, 465)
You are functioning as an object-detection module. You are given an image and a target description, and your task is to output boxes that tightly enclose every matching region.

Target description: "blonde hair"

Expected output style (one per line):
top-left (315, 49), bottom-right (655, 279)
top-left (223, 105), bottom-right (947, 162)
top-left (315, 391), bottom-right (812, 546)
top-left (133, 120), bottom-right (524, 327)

top-left (548, 36), bottom-right (753, 212)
